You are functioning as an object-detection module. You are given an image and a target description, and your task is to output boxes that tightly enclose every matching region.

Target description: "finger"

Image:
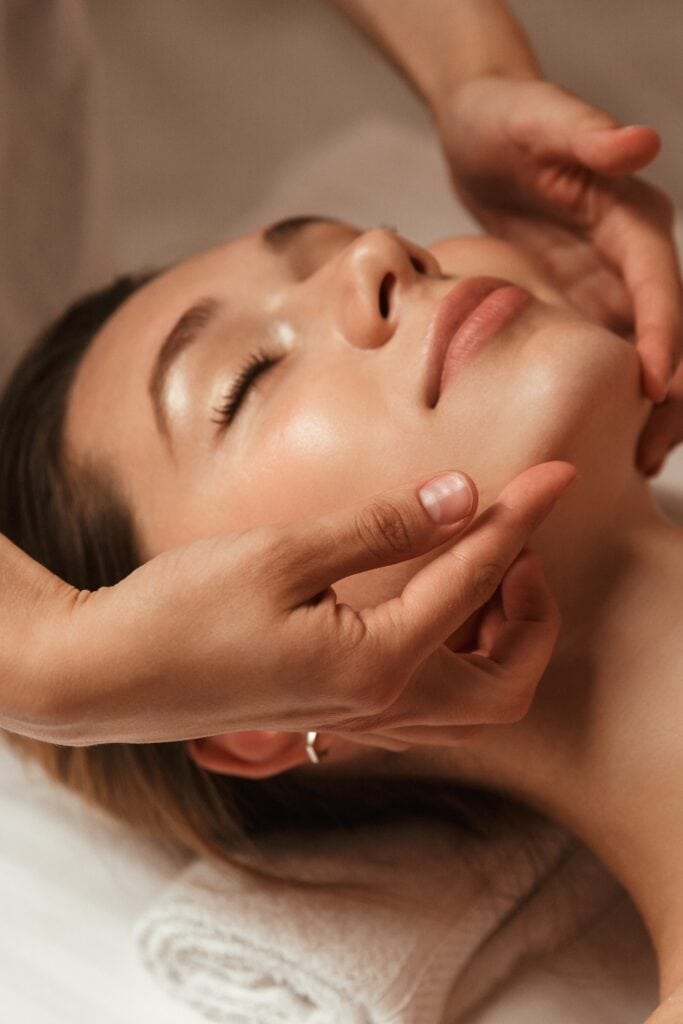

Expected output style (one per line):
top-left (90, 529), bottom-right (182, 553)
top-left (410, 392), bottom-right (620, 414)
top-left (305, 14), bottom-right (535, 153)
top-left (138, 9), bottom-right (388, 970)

top-left (417, 550), bottom-right (558, 725)
top-left (483, 209), bottom-right (634, 330)
top-left (479, 548), bottom-right (560, 680)
top-left (594, 187), bottom-right (683, 401)
top-left (509, 85), bottom-right (649, 171)
top-left (571, 125), bottom-right (661, 176)
top-left (514, 85), bottom-right (659, 175)
top-left (363, 461), bottom-right (575, 659)
top-left (349, 590), bottom-right (559, 734)
top-left (366, 549), bottom-right (560, 736)
top-left (475, 588), bottom-right (505, 655)
top-left (272, 470), bottom-right (479, 606)
top-left (636, 381), bottom-right (683, 475)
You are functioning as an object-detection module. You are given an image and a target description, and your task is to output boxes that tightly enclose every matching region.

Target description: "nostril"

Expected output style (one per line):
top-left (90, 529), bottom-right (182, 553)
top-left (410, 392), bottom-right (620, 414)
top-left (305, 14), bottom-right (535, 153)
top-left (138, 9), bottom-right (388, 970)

top-left (410, 256), bottom-right (426, 275)
top-left (379, 273), bottom-right (395, 318)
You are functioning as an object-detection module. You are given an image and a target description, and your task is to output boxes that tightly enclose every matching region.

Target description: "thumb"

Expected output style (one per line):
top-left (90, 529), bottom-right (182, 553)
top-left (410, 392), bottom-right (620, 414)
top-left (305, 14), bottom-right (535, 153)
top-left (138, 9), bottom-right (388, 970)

top-left (511, 83), bottom-right (660, 174)
top-left (571, 124), bottom-right (661, 175)
top-left (274, 471), bottom-right (478, 607)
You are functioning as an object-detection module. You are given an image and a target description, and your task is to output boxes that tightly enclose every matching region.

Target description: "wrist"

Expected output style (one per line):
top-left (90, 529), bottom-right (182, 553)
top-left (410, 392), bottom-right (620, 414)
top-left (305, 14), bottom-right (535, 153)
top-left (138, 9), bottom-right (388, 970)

top-left (1, 576), bottom-right (85, 741)
top-left (429, 64), bottom-right (541, 130)
top-left (28, 584), bottom-right (132, 746)
top-left (423, 3), bottom-right (542, 120)
top-left (332, 0), bottom-right (542, 124)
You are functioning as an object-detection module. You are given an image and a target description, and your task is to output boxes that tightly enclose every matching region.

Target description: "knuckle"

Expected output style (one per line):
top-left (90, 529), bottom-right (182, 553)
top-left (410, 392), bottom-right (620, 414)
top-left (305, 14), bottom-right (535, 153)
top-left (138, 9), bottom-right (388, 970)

top-left (355, 500), bottom-right (414, 560)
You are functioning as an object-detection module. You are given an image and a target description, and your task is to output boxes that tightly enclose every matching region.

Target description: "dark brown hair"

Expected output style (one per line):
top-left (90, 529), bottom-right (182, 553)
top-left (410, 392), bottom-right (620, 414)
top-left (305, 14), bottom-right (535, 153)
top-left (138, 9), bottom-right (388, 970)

top-left (0, 275), bottom-right (510, 865)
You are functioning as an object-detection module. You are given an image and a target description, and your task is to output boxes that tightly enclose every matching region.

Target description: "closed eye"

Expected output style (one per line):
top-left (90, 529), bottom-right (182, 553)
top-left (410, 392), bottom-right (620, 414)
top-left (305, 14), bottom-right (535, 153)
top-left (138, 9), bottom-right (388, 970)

top-left (212, 349), bottom-right (280, 428)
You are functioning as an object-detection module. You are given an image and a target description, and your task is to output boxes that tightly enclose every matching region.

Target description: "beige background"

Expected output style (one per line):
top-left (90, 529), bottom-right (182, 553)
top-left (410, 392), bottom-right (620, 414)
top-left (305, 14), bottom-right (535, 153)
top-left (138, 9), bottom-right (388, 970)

top-left (87, 0), bottom-right (683, 271)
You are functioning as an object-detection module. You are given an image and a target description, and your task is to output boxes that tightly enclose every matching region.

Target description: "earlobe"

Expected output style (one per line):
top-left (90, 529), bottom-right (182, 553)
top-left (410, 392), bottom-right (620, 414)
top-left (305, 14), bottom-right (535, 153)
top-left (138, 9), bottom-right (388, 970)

top-left (186, 731), bottom-right (309, 779)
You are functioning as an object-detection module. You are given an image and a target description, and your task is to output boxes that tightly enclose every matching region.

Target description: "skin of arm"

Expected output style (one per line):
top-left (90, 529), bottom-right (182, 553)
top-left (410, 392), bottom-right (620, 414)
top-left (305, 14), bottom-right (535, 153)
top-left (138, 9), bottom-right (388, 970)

top-left (0, 534), bottom-right (73, 733)
top-left (330, 0), bottom-right (541, 114)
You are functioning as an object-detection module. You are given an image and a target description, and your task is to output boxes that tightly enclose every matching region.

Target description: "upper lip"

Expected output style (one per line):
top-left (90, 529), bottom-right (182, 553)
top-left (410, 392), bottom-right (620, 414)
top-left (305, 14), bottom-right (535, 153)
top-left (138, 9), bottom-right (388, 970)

top-left (423, 276), bottom-right (512, 406)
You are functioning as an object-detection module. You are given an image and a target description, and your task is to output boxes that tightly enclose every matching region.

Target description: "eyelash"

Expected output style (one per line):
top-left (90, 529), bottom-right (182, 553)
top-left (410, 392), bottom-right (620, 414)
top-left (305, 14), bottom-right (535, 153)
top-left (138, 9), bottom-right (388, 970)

top-left (212, 348), bottom-right (280, 427)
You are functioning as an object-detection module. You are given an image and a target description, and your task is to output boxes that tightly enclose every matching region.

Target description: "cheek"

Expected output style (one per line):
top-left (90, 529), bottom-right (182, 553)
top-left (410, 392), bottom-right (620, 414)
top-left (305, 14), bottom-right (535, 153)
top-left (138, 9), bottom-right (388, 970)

top-left (235, 388), bottom-right (428, 525)
top-left (237, 397), bottom-right (382, 523)
top-left (450, 317), bottom-right (641, 506)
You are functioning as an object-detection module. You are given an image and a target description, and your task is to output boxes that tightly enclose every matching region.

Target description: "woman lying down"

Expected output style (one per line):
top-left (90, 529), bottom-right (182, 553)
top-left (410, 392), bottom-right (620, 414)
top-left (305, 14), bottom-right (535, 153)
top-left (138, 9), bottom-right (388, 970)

top-left (1, 216), bottom-right (681, 1022)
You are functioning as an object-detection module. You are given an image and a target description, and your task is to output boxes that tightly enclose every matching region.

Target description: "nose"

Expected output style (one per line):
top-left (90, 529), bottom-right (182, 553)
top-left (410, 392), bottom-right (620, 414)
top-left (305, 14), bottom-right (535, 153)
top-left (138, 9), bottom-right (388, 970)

top-left (332, 228), bottom-right (440, 349)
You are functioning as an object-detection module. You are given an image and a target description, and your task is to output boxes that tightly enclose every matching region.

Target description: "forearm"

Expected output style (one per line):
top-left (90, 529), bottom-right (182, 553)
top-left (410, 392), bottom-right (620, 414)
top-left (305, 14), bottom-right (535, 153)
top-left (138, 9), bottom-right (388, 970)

top-left (330, 0), bottom-right (541, 113)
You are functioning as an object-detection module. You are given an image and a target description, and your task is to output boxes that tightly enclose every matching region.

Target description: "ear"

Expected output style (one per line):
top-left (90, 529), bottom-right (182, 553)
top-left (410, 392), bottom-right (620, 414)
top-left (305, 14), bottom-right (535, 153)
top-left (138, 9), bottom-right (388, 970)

top-left (186, 731), bottom-right (309, 779)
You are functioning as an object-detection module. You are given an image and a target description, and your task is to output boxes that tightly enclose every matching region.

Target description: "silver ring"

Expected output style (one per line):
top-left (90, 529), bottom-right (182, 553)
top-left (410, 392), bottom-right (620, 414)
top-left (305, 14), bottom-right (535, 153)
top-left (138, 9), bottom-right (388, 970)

top-left (305, 731), bottom-right (321, 764)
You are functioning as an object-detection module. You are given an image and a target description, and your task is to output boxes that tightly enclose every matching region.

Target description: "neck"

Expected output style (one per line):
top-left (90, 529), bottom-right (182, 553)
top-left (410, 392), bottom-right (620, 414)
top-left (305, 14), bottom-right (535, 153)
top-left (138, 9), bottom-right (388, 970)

top-left (403, 471), bottom-right (683, 998)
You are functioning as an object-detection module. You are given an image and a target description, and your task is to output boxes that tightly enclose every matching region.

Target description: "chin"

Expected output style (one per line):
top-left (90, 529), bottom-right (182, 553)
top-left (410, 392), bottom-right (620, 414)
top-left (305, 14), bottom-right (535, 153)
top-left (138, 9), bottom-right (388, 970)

top-left (452, 321), bottom-right (642, 509)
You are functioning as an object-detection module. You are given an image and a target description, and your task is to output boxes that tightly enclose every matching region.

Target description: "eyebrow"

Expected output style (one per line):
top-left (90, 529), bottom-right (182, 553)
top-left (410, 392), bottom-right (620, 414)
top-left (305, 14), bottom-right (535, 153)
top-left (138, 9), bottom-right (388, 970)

top-left (148, 216), bottom-right (336, 443)
top-left (148, 298), bottom-right (220, 441)
top-left (262, 214), bottom-right (336, 251)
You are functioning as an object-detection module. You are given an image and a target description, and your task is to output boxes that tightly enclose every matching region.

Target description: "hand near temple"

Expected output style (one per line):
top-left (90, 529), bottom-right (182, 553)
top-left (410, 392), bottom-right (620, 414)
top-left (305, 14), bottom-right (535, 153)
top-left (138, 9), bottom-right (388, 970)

top-left (438, 77), bottom-right (680, 395)
top-left (436, 77), bottom-right (683, 472)
top-left (637, 359), bottom-right (683, 476)
top-left (4, 462), bottom-right (574, 747)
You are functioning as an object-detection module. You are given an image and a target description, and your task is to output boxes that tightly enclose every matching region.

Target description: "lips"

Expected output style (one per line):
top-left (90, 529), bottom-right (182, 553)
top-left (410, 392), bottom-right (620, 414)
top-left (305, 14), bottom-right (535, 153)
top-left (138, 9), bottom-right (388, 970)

top-left (424, 277), bottom-right (531, 406)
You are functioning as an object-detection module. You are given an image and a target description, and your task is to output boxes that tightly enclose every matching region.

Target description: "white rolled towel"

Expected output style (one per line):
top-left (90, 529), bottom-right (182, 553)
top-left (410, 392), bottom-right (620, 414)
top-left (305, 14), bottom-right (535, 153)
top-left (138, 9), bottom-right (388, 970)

top-left (134, 814), bottom-right (621, 1024)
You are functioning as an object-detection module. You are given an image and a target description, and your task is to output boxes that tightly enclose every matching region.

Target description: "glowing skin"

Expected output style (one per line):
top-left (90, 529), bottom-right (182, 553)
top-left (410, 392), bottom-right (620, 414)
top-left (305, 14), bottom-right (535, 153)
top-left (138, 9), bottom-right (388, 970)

top-left (65, 222), bottom-right (683, 1006)
top-left (66, 220), bottom-right (642, 583)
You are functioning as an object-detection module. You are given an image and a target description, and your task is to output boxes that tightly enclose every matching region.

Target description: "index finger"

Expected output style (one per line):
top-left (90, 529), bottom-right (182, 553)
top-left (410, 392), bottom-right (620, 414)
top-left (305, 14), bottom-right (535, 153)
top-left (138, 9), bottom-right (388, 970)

top-left (361, 461), bottom-right (576, 660)
top-left (595, 185), bottom-right (683, 401)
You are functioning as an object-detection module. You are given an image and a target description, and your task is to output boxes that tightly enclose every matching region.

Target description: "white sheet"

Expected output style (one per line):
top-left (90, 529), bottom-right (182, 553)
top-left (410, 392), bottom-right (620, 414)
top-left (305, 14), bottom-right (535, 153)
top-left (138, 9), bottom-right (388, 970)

top-left (0, 740), bottom-right (201, 1024)
top-left (0, 731), bottom-right (660, 1024)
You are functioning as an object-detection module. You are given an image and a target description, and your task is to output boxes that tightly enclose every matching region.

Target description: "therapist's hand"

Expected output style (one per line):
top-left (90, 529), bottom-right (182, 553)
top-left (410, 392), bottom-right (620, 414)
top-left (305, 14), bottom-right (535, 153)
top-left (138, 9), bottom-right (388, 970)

top-left (23, 461), bottom-right (575, 747)
top-left (637, 359), bottom-right (683, 476)
top-left (435, 75), bottom-right (683, 405)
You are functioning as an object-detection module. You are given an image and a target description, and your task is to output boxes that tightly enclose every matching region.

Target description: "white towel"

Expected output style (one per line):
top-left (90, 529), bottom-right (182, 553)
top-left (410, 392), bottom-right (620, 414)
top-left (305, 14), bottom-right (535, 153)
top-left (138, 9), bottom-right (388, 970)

top-left (134, 810), bottom-right (623, 1024)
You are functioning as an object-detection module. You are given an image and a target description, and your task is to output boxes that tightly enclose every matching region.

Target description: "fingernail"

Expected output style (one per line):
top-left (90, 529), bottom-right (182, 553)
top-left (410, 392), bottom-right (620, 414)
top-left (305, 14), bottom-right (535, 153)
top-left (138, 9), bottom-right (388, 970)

top-left (419, 472), bottom-right (473, 524)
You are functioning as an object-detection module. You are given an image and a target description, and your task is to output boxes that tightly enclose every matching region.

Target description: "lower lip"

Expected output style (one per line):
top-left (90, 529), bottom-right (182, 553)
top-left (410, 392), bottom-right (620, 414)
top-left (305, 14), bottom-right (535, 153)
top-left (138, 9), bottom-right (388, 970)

top-left (438, 285), bottom-right (531, 397)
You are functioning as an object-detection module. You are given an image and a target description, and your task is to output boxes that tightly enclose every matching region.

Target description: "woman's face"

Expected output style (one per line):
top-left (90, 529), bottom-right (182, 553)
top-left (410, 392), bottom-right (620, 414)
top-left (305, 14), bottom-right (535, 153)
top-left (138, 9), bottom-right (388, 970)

top-left (66, 218), bottom-right (644, 616)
